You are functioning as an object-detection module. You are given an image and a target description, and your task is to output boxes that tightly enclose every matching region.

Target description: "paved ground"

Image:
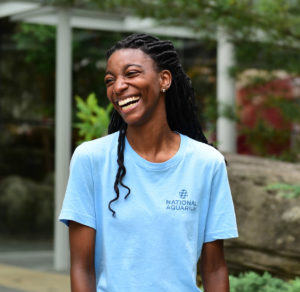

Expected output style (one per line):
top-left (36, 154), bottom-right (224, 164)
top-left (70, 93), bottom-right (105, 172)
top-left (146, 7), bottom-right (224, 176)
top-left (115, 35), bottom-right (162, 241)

top-left (0, 240), bottom-right (70, 292)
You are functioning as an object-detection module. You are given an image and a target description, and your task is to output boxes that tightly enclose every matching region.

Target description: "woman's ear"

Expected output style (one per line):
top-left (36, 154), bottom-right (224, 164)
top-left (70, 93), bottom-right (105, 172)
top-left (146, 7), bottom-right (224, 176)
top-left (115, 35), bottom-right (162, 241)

top-left (159, 70), bottom-right (172, 92)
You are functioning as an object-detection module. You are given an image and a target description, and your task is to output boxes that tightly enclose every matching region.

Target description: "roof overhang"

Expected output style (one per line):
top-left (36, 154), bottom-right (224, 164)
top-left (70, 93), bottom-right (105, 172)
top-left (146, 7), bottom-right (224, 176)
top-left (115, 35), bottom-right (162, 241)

top-left (0, 0), bottom-right (201, 39)
top-left (0, 0), bottom-right (39, 18)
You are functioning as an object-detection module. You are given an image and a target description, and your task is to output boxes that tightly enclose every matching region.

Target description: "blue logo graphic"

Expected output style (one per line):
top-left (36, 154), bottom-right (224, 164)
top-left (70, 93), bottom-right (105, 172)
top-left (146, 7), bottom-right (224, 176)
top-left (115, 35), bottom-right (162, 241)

top-left (179, 189), bottom-right (188, 199)
top-left (165, 189), bottom-right (196, 211)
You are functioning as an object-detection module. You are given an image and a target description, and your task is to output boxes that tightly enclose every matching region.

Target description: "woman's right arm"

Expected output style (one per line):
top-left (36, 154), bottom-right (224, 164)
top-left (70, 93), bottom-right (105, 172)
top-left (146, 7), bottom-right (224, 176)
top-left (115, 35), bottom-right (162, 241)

top-left (69, 221), bottom-right (96, 292)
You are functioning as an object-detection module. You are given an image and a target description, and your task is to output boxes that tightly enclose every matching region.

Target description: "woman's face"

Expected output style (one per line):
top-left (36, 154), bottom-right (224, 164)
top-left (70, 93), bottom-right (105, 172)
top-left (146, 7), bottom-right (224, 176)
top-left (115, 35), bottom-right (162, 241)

top-left (105, 48), bottom-right (170, 127)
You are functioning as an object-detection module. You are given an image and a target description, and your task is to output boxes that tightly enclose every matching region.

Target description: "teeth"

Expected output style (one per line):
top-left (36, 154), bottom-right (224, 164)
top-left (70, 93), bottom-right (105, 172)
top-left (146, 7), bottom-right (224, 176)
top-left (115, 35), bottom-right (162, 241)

top-left (122, 103), bottom-right (138, 111)
top-left (118, 96), bottom-right (140, 107)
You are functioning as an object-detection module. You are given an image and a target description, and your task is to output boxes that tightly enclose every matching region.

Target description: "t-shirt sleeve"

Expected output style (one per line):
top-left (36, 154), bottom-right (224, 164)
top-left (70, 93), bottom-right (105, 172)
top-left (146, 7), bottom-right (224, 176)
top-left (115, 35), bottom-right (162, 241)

top-left (204, 159), bottom-right (238, 242)
top-left (58, 143), bottom-right (96, 229)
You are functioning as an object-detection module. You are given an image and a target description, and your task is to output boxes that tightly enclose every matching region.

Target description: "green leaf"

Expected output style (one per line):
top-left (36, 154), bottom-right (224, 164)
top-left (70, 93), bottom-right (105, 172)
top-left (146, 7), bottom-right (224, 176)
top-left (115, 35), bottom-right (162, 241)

top-left (74, 93), bottom-right (112, 143)
top-left (266, 183), bottom-right (300, 199)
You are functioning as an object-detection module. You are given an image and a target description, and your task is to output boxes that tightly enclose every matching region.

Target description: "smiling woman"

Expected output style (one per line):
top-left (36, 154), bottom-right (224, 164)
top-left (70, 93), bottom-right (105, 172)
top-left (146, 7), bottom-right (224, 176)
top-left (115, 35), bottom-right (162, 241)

top-left (59, 33), bottom-right (238, 292)
top-left (104, 48), bottom-right (168, 127)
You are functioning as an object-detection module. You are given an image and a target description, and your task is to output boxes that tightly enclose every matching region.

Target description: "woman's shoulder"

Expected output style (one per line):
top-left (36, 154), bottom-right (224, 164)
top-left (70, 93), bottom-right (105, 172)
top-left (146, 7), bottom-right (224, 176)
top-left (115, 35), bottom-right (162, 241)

top-left (183, 134), bottom-right (225, 164)
top-left (73, 131), bottom-right (119, 158)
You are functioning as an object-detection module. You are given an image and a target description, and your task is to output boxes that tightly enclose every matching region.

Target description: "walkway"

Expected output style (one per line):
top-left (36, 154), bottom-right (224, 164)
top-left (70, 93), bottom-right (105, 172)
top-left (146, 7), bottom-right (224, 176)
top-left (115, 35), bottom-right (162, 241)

top-left (0, 240), bottom-right (70, 292)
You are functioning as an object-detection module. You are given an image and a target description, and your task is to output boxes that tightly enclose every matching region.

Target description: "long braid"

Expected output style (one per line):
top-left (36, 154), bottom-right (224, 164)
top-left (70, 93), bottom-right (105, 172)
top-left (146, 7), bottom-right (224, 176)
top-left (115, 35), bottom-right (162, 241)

top-left (106, 33), bottom-right (209, 215)
top-left (108, 124), bottom-right (130, 217)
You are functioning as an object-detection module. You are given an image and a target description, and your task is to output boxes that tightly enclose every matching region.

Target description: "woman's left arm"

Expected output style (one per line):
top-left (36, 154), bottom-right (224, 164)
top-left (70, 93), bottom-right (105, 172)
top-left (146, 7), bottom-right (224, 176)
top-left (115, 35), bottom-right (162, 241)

top-left (199, 240), bottom-right (229, 292)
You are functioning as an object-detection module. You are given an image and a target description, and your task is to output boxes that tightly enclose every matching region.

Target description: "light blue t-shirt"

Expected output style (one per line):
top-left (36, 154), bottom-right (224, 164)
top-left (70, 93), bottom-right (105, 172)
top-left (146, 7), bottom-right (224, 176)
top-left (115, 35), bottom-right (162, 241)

top-left (59, 131), bottom-right (238, 292)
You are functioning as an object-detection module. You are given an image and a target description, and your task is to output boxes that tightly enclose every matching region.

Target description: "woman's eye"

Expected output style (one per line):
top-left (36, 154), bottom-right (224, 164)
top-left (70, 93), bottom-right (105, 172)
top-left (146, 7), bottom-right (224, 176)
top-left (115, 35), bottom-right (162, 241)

top-left (126, 71), bottom-right (139, 77)
top-left (105, 78), bottom-right (114, 85)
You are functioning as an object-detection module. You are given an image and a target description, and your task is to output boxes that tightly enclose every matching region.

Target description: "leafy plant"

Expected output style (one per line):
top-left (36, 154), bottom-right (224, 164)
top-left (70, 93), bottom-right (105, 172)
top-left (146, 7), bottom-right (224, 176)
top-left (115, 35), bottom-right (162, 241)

top-left (288, 278), bottom-right (300, 292)
top-left (266, 183), bottom-right (300, 199)
top-left (13, 23), bottom-right (56, 74)
top-left (44, 0), bottom-right (300, 45)
top-left (229, 272), bottom-right (300, 292)
top-left (74, 93), bottom-right (113, 143)
top-left (239, 118), bottom-right (290, 157)
top-left (236, 71), bottom-right (300, 162)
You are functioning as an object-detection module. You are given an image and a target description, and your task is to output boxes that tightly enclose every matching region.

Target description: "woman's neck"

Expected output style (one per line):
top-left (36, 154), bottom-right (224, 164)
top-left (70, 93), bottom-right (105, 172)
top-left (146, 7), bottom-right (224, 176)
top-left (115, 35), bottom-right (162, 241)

top-left (126, 121), bottom-right (180, 163)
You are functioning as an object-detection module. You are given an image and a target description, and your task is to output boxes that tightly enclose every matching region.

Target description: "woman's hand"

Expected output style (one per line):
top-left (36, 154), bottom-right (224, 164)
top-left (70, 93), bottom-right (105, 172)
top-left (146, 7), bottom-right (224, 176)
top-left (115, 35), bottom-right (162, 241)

top-left (69, 221), bottom-right (96, 292)
top-left (200, 240), bottom-right (229, 292)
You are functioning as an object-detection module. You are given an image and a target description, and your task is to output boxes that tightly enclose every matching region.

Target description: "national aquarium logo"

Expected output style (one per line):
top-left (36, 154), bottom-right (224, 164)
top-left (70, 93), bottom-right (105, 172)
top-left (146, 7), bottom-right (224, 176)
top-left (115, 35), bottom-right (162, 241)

top-left (179, 189), bottom-right (188, 199)
top-left (166, 189), bottom-right (197, 212)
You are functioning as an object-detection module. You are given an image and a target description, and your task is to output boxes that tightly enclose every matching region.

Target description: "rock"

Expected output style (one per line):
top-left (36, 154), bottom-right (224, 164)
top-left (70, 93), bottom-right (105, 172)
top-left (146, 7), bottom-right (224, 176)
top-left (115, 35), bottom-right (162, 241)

top-left (224, 153), bottom-right (300, 279)
top-left (0, 175), bottom-right (53, 235)
top-left (282, 206), bottom-right (300, 223)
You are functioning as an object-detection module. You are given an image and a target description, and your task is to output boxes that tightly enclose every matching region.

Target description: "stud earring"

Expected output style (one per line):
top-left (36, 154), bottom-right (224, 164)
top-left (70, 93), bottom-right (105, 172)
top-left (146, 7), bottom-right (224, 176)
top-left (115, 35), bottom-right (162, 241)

top-left (161, 88), bottom-right (166, 93)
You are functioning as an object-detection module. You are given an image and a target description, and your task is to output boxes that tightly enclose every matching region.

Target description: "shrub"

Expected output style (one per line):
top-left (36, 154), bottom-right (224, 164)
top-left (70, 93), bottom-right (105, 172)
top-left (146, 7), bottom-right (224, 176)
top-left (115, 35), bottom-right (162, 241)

top-left (229, 272), bottom-right (300, 292)
top-left (74, 93), bottom-right (113, 143)
top-left (266, 183), bottom-right (300, 199)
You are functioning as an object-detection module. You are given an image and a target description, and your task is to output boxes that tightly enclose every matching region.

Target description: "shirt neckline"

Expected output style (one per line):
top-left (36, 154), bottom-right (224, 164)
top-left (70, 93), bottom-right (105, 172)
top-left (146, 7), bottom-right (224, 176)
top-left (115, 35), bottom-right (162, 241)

top-left (124, 132), bottom-right (187, 171)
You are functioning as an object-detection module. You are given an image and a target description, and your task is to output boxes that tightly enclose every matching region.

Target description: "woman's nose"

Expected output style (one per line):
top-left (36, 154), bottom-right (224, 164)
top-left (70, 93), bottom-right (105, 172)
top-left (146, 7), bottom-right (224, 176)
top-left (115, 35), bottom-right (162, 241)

top-left (113, 77), bottom-right (128, 95)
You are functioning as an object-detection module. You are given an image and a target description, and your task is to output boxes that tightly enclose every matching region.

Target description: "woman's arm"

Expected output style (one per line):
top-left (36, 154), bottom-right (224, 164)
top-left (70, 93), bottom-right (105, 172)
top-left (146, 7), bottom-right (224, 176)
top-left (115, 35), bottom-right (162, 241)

top-left (69, 221), bottom-right (96, 292)
top-left (200, 240), bottom-right (229, 292)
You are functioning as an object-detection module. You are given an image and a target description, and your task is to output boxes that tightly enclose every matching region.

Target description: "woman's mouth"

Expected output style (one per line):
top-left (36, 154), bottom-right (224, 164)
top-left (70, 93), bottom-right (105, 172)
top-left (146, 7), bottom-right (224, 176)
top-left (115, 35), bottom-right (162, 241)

top-left (118, 96), bottom-right (141, 111)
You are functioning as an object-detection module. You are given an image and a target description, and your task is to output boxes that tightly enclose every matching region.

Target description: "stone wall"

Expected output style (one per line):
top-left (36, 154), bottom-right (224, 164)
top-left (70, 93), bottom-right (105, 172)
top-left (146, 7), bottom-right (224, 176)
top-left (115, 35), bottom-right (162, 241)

top-left (224, 153), bottom-right (300, 279)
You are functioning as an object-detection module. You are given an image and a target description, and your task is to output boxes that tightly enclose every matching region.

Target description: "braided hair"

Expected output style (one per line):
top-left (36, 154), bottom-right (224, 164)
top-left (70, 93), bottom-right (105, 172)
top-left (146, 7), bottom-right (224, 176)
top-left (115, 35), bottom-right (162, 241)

top-left (106, 33), bottom-right (208, 216)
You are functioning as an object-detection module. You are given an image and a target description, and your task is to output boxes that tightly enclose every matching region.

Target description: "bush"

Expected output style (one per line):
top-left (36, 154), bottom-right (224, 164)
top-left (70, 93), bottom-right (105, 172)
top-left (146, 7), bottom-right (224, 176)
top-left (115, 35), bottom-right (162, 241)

top-left (74, 93), bottom-right (113, 143)
top-left (229, 272), bottom-right (300, 292)
top-left (266, 183), bottom-right (300, 199)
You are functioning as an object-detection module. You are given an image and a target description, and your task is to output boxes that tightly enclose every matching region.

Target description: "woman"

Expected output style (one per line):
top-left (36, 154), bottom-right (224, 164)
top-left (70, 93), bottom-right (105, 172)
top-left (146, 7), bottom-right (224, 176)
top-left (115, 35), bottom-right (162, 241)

top-left (59, 33), bottom-right (238, 292)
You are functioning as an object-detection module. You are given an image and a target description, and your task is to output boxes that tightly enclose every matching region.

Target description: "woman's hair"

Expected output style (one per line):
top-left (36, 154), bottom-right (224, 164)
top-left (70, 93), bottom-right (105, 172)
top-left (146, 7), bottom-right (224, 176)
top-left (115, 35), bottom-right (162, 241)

top-left (106, 33), bottom-right (208, 216)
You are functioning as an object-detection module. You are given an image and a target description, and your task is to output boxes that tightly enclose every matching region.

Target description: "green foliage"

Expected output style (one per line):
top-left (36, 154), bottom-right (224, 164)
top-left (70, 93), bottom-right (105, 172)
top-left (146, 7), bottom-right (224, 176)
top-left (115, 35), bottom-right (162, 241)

top-left (235, 42), bottom-right (300, 75)
top-left (219, 102), bottom-right (238, 122)
top-left (229, 272), bottom-right (300, 292)
top-left (202, 94), bottom-right (218, 138)
top-left (13, 22), bottom-right (123, 100)
top-left (266, 183), bottom-right (300, 199)
top-left (236, 71), bottom-right (300, 162)
top-left (85, 0), bottom-right (300, 44)
top-left (240, 119), bottom-right (290, 158)
top-left (271, 98), bottom-right (300, 124)
top-left (13, 23), bottom-right (56, 73)
top-left (289, 278), bottom-right (300, 292)
top-left (74, 93), bottom-right (113, 143)
top-left (42, 0), bottom-right (300, 45)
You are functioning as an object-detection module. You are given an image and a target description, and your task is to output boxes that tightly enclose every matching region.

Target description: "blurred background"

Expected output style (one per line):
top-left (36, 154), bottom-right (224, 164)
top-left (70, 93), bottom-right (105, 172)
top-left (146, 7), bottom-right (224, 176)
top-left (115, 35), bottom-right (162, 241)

top-left (0, 0), bottom-right (300, 291)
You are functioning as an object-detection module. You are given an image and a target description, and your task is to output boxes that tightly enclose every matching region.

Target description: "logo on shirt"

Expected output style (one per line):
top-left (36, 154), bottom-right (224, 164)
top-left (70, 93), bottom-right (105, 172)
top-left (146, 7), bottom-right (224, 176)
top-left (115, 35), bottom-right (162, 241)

top-left (166, 189), bottom-right (197, 212)
top-left (179, 189), bottom-right (188, 199)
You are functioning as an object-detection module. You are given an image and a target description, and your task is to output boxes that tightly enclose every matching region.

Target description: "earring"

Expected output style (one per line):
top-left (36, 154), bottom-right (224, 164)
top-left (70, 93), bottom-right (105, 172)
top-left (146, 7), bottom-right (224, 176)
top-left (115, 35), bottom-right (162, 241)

top-left (161, 88), bottom-right (166, 93)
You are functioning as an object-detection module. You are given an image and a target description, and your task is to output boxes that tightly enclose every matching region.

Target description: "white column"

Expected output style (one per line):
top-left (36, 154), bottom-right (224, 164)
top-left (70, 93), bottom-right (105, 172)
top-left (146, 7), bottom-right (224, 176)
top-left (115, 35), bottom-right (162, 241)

top-left (54, 8), bottom-right (72, 271)
top-left (216, 27), bottom-right (237, 153)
